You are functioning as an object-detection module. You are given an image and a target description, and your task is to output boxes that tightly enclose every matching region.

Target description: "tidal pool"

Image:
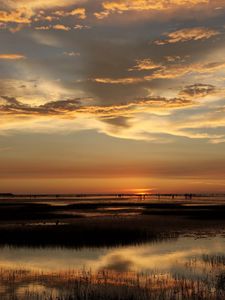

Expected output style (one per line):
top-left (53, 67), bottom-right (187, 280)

top-left (0, 235), bottom-right (225, 274)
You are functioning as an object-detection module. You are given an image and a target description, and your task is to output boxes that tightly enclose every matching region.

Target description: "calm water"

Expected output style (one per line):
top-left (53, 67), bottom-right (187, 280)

top-left (0, 236), bottom-right (224, 274)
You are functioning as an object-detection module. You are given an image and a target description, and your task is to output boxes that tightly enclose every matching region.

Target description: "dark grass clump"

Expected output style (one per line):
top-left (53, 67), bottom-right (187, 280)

top-left (0, 222), bottom-right (176, 248)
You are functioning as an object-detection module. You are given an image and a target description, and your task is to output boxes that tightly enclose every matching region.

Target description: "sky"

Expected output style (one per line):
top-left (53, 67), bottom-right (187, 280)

top-left (1, 0), bottom-right (225, 194)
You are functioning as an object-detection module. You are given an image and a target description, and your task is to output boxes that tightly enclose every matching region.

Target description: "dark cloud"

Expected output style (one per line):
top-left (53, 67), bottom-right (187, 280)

top-left (180, 84), bottom-right (216, 98)
top-left (0, 96), bottom-right (83, 115)
top-left (101, 116), bottom-right (131, 128)
top-left (40, 98), bottom-right (82, 112)
top-left (0, 94), bottom-right (194, 118)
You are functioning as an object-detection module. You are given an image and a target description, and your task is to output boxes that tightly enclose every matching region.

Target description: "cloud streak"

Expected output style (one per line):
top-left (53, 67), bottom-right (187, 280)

top-left (0, 54), bottom-right (26, 60)
top-left (93, 59), bottom-right (225, 84)
top-left (100, 0), bottom-right (209, 13)
top-left (1, 84), bottom-right (225, 144)
top-left (154, 27), bottom-right (220, 45)
top-left (0, 95), bottom-right (193, 117)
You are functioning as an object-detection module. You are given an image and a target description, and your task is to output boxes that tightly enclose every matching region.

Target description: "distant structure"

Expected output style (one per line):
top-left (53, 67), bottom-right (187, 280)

top-left (184, 193), bottom-right (193, 200)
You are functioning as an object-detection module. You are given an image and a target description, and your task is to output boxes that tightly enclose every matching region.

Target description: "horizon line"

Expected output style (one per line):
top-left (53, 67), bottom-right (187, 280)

top-left (1, 192), bottom-right (225, 197)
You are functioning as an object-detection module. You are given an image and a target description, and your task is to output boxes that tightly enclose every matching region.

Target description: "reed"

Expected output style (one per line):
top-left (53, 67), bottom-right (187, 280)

top-left (1, 266), bottom-right (225, 300)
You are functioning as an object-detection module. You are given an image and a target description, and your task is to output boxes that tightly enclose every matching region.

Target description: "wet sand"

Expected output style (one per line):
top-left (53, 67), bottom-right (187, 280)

top-left (0, 196), bottom-right (225, 247)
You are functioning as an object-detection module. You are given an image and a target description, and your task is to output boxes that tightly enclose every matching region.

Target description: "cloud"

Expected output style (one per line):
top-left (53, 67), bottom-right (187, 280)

top-left (101, 0), bottom-right (209, 13)
top-left (35, 24), bottom-right (89, 31)
top-left (93, 77), bottom-right (143, 84)
top-left (0, 96), bottom-right (85, 117)
top-left (0, 95), bottom-right (193, 117)
top-left (70, 8), bottom-right (86, 19)
top-left (0, 54), bottom-right (26, 60)
top-left (128, 59), bottom-right (161, 71)
top-left (93, 60), bottom-right (225, 84)
top-left (1, 87), bottom-right (225, 144)
top-left (0, 1), bottom-right (86, 31)
top-left (94, 11), bottom-right (110, 19)
top-left (0, 8), bottom-right (31, 24)
top-left (164, 56), bottom-right (189, 63)
top-left (1, 0), bottom-right (225, 147)
top-left (0, 78), bottom-right (80, 105)
top-left (154, 27), bottom-right (220, 45)
top-left (63, 51), bottom-right (80, 56)
top-left (198, 61), bottom-right (225, 73)
top-left (35, 26), bottom-right (51, 30)
top-left (0, 22), bottom-right (6, 29)
top-left (0, 96), bottom-right (21, 106)
top-left (52, 24), bottom-right (71, 31)
top-left (3, 0), bottom-right (85, 11)
top-left (0, 94), bottom-right (198, 143)
top-left (74, 24), bottom-right (90, 30)
top-left (179, 84), bottom-right (216, 98)
top-left (95, 0), bottom-right (209, 18)
top-left (53, 7), bottom-right (86, 19)
top-left (148, 60), bottom-right (225, 80)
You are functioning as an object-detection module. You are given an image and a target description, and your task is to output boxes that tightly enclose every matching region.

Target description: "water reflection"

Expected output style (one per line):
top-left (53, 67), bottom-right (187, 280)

top-left (0, 236), bottom-right (225, 274)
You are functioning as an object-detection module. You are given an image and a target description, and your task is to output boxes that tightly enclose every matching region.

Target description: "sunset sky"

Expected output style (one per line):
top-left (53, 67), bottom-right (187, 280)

top-left (1, 0), bottom-right (225, 193)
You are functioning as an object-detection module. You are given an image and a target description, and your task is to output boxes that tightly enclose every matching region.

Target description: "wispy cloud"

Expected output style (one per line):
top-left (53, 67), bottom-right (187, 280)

top-left (52, 24), bottom-right (71, 31)
top-left (1, 84), bottom-right (225, 144)
top-left (154, 27), bottom-right (220, 45)
top-left (0, 54), bottom-right (26, 60)
top-left (0, 8), bottom-right (31, 24)
top-left (95, 0), bottom-right (210, 19)
top-left (63, 51), bottom-right (80, 56)
top-left (100, 0), bottom-right (209, 14)
top-left (0, 95), bottom-right (193, 117)
top-left (128, 59), bottom-right (161, 71)
top-left (179, 84), bottom-right (216, 98)
top-left (53, 7), bottom-right (86, 19)
top-left (93, 60), bottom-right (225, 84)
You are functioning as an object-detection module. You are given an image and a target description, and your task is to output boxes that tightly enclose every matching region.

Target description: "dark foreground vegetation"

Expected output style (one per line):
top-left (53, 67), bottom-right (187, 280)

top-left (2, 262), bottom-right (225, 300)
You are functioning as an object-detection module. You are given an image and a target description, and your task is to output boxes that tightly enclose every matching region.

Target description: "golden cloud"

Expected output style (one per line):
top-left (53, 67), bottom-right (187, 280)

top-left (154, 27), bottom-right (220, 45)
top-left (93, 77), bottom-right (143, 84)
top-left (0, 0), bottom-right (86, 31)
top-left (4, 0), bottom-right (84, 11)
top-left (52, 24), bottom-right (71, 31)
top-left (0, 94), bottom-right (194, 118)
top-left (70, 8), bottom-right (86, 19)
top-left (35, 26), bottom-right (51, 30)
top-left (95, 59), bottom-right (225, 84)
top-left (0, 8), bottom-right (31, 24)
top-left (53, 7), bottom-right (86, 19)
top-left (34, 24), bottom-right (89, 31)
top-left (0, 54), bottom-right (26, 60)
top-left (128, 59), bottom-right (161, 71)
top-left (1, 86), bottom-right (225, 143)
top-left (102, 0), bottom-right (209, 12)
top-left (95, 0), bottom-right (209, 18)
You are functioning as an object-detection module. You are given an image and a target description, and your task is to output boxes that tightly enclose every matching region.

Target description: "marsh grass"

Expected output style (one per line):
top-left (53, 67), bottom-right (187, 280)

top-left (1, 264), bottom-right (225, 300)
top-left (202, 255), bottom-right (225, 267)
